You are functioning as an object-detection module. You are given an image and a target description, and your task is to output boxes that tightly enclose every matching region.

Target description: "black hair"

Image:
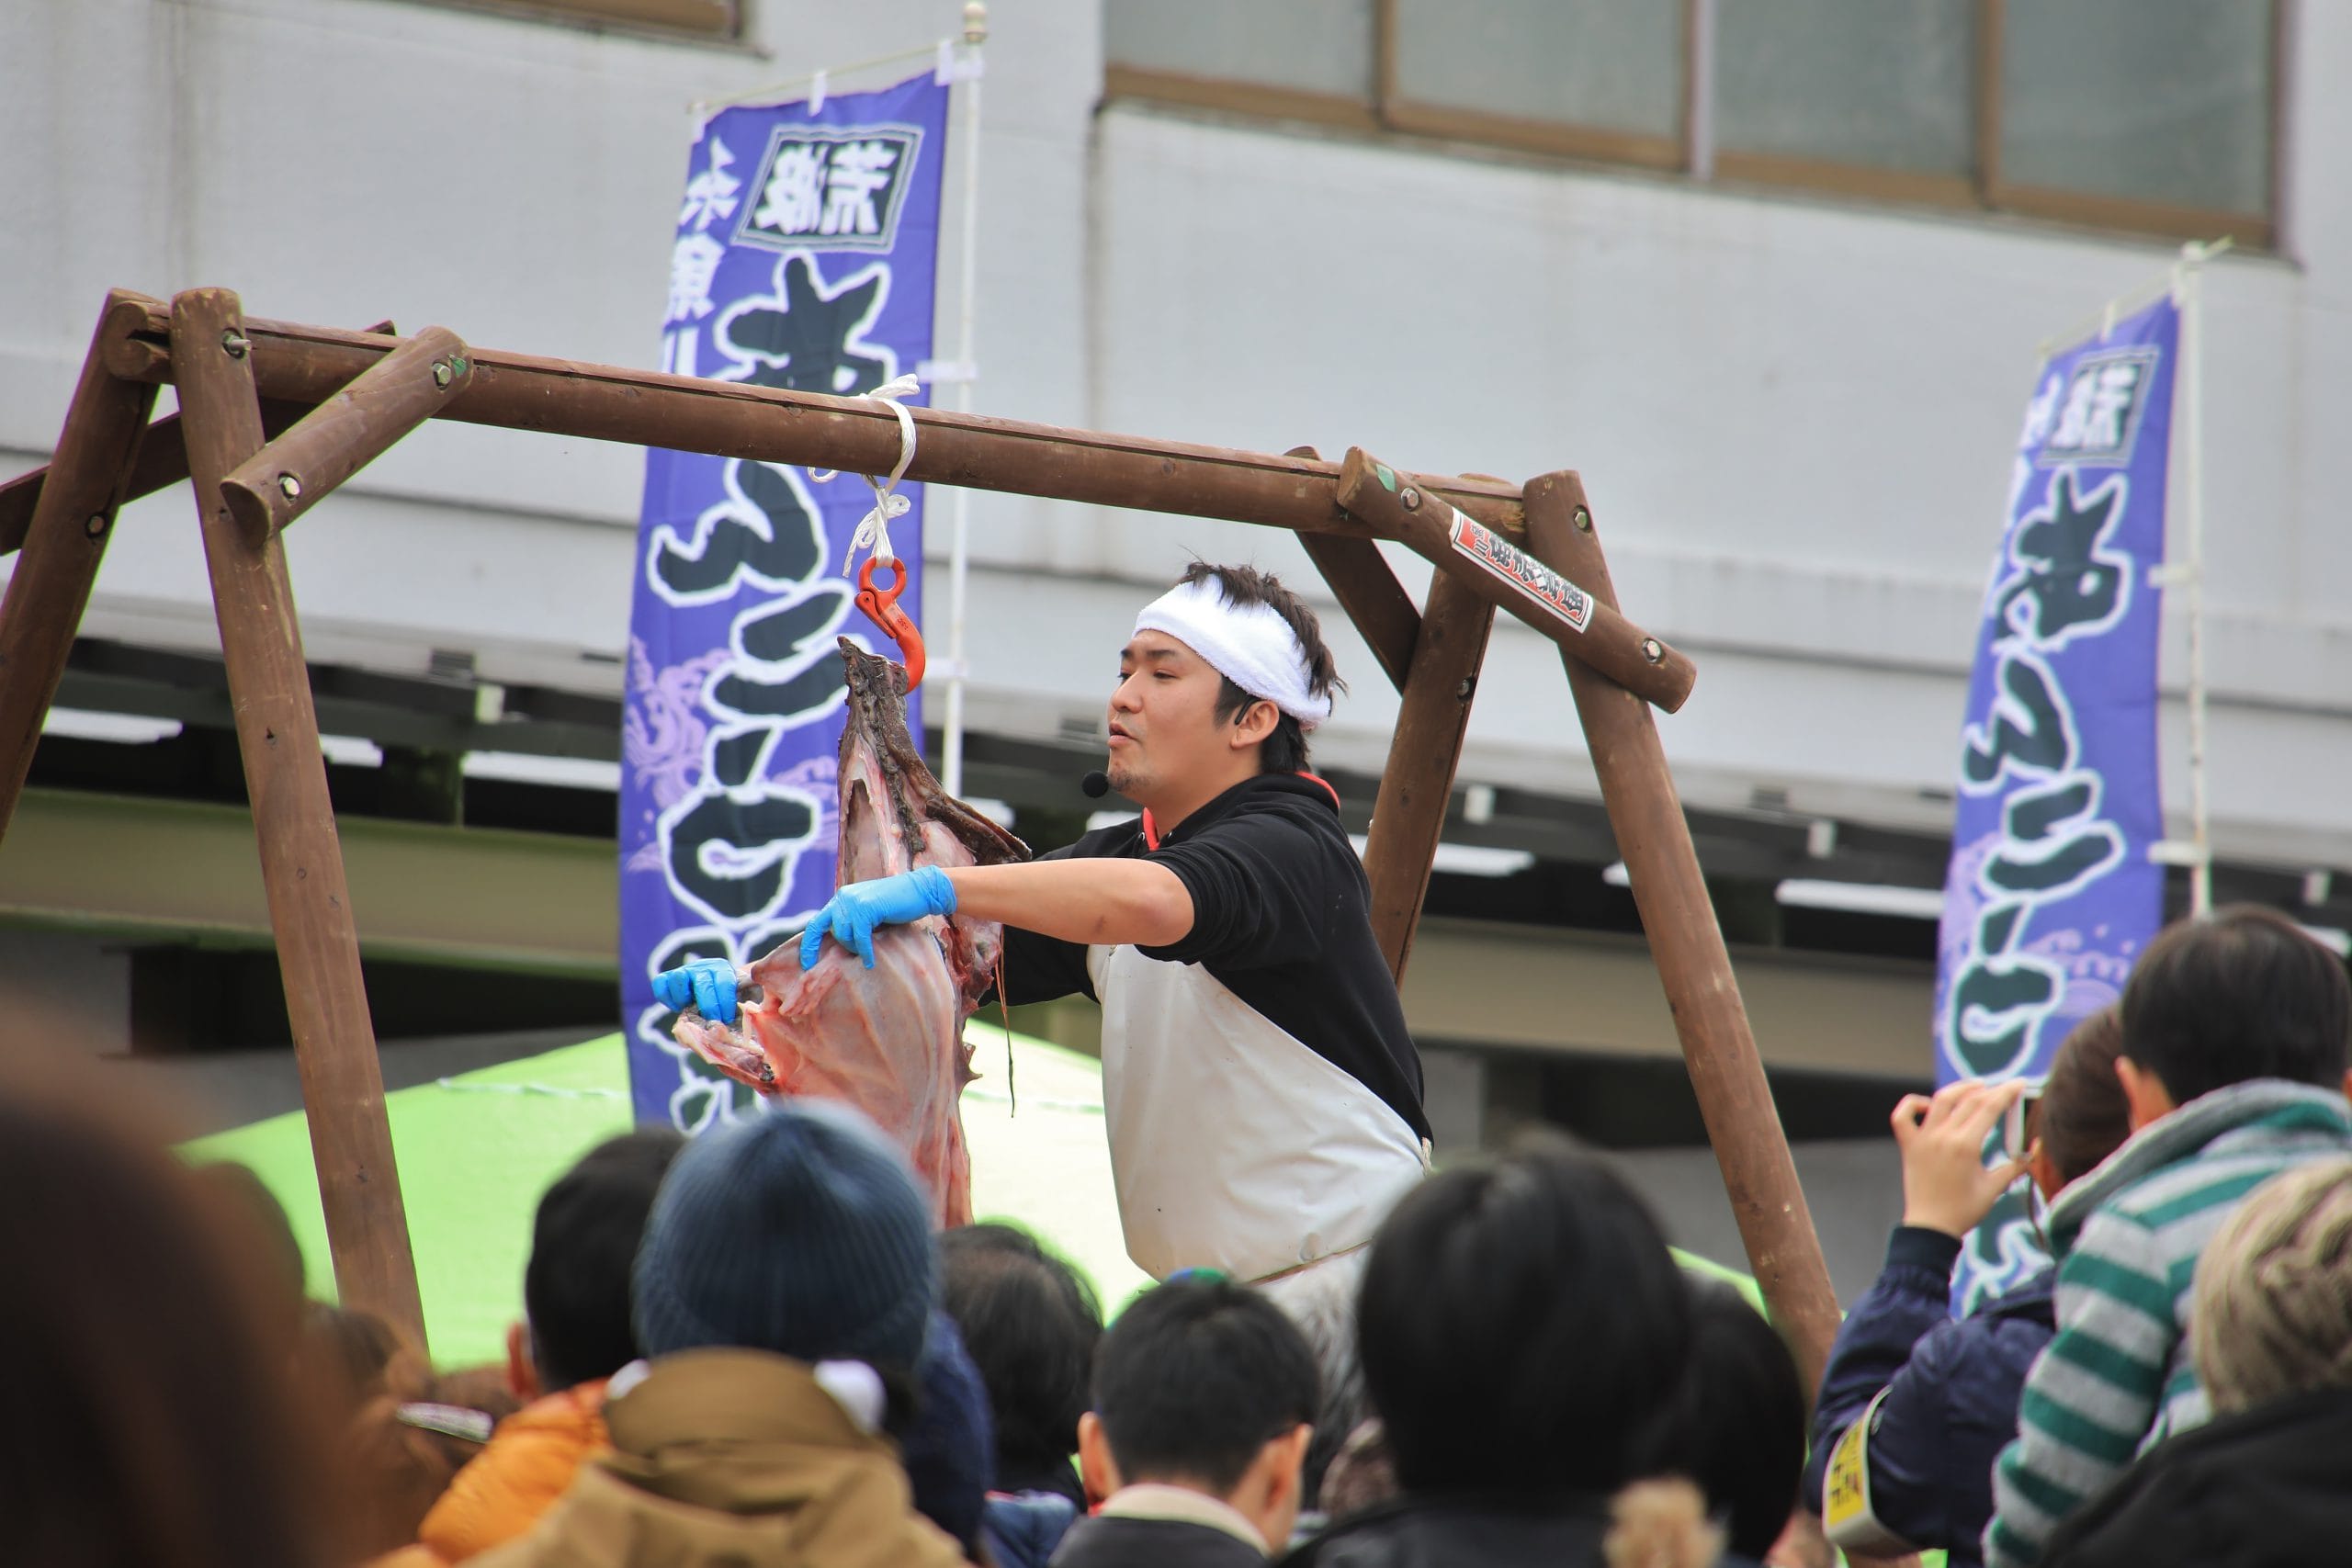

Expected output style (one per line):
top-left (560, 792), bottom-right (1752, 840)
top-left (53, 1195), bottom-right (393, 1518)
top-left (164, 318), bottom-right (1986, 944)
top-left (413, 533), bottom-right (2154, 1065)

top-left (938, 1222), bottom-right (1102, 1486)
top-left (1356, 1133), bottom-right (1691, 1498)
top-left (2120, 904), bottom-right (2352, 1108)
top-left (1092, 1275), bottom-right (1320, 1495)
top-left (1175, 561), bottom-right (1344, 776)
top-left (2035, 1005), bottom-right (2132, 1187)
top-left (525, 1125), bottom-right (687, 1392)
top-left (1654, 1281), bottom-right (1807, 1560)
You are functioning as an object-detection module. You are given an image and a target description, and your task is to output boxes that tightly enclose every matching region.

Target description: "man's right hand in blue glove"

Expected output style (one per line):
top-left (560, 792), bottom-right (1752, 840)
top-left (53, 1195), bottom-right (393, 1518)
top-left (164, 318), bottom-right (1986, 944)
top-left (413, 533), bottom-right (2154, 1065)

top-left (798, 865), bottom-right (957, 969)
top-left (651, 957), bottom-right (742, 1026)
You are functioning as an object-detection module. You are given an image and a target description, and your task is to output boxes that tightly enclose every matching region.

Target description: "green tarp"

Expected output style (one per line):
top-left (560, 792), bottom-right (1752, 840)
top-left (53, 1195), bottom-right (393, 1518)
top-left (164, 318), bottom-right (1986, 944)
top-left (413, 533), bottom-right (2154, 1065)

top-left (187, 1029), bottom-right (1758, 1368)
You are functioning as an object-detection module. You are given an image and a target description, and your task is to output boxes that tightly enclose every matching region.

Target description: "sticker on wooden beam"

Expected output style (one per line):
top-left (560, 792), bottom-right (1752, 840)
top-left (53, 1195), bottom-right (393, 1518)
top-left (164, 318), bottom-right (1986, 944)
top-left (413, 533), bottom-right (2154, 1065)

top-left (1447, 509), bottom-right (1592, 633)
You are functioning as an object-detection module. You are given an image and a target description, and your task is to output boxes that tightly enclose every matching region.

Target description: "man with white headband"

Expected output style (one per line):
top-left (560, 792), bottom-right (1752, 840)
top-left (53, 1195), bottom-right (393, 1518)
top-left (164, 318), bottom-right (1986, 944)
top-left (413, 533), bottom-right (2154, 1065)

top-left (808, 561), bottom-right (1430, 1290)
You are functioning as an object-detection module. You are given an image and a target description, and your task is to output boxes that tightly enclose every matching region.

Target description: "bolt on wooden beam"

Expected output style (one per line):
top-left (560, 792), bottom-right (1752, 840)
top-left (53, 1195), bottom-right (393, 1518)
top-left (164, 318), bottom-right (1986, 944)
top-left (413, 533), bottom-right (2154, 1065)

top-left (220, 326), bottom-right (474, 541)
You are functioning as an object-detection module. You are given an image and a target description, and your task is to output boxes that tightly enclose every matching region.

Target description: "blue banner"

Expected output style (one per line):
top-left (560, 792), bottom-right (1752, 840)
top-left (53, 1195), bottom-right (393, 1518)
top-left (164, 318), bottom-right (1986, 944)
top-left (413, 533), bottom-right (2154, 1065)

top-left (620, 72), bottom-right (950, 1131)
top-left (1936, 295), bottom-right (2178, 1308)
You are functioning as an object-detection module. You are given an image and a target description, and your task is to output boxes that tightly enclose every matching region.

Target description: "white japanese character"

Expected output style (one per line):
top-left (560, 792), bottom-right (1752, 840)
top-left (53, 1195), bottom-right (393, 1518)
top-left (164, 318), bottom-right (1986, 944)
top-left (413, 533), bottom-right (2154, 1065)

top-left (2080, 363), bottom-right (2142, 452)
top-left (667, 232), bottom-right (727, 324)
top-left (2050, 369), bottom-right (2101, 451)
top-left (679, 136), bottom-right (743, 233)
top-left (756, 144), bottom-right (827, 236)
top-left (2018, 372), bottom-right (2063, 452)
top-left (819, 141), bottom-right (898, 237)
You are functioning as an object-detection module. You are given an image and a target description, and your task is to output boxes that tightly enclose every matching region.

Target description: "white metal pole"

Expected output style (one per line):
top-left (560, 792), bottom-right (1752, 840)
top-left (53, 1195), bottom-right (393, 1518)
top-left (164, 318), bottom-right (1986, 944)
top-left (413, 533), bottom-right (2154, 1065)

top-left (939, 2), bottom-right (986, 798)
top-left (2176, 242), bottom-right (2214, 915)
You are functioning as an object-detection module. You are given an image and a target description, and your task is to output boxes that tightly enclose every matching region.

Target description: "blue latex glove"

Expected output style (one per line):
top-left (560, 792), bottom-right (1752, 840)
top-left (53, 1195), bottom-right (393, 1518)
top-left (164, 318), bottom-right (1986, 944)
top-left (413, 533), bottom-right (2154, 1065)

top-left (651, 957), bottom-right (741, 1026)
top-left (798, 865), bottom-right (958, 970)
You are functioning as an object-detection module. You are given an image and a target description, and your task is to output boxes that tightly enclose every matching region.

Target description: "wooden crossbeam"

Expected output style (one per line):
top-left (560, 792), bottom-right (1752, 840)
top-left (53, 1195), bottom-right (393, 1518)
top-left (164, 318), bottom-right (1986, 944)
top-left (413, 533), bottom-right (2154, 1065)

top-left (220, 326), bottom-right (473, 540)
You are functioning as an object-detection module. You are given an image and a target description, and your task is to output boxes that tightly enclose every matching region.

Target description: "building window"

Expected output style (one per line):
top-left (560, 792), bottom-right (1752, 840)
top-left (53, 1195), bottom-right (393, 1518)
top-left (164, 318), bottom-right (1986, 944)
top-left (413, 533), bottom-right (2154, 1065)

top-left (1102, 0), bottom-right (1379, 130)
top-left (424, 0), bottom-right (741, 39)
top-left (1386, 0), bottom-right (1688, 168)
top-left (1713, 0), bottom-right (1977, 202)
top-left (1101, 0), bottom-right (2278, 247)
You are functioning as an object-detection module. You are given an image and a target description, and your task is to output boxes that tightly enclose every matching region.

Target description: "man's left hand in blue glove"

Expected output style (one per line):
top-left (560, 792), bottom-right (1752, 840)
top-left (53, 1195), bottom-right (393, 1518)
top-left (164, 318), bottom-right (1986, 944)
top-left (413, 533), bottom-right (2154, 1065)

top-left (799, 865), bottom-right (958, 969)
top-left (650, 956), bottom-right (744, 1026)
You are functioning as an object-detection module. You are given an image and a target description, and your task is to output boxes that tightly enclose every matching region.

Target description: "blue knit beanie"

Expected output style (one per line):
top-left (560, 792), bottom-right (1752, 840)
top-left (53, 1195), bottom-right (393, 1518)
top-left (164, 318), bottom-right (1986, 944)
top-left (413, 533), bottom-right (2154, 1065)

top-left (632, 1099), bottom-right (935, 1371)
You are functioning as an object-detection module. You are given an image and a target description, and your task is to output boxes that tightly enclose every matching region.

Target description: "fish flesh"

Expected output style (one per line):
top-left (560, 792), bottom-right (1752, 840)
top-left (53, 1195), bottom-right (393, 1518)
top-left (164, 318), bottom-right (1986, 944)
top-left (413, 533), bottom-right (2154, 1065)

top-left (671, 640), bottom-right (1029, 1226)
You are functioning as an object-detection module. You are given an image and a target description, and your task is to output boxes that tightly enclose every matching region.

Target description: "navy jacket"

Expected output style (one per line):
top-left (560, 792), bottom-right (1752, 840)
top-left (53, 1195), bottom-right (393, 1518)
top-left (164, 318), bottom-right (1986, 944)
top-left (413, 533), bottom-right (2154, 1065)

top-left (1802, 1226), bottom-right (2055, 1567)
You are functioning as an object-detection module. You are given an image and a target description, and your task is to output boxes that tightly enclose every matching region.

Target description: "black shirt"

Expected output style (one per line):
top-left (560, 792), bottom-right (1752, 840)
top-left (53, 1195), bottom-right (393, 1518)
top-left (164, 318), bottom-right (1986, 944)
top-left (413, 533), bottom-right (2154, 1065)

top-left (1001, 773), bottom-right (1429, 1142)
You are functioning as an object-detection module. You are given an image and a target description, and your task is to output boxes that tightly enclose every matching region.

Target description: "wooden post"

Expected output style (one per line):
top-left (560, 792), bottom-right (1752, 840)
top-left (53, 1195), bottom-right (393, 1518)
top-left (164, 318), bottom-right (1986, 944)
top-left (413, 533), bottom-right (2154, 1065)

top-left (1287, 446), bottom-right (1421, 694)
top-left (220, 326), bottom-right (473, 540)
top-left (170, 288), bottom-right (426, 1352)
top-left (1336, 448), bottom-right (1697, 714)
top-left (0, 292), bottom-right (161, 845)
top-left (1521, 468), bottom-right (1839, 1398)
top-left (1300, 535), bottom-right (1421, 693)
top-left (1360, 570), bottom-right (1495, 981)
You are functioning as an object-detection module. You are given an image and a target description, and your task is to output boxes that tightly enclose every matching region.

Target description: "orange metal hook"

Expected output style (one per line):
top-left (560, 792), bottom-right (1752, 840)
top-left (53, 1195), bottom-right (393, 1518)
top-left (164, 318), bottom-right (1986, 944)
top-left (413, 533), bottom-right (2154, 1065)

top-left (854, 556), bottom-right (925, 690)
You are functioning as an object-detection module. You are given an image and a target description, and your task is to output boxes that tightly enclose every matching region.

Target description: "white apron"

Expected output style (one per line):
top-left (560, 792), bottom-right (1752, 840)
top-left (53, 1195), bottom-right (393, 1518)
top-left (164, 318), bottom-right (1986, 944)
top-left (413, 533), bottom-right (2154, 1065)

top-left (1087, 942), bottom-right (1430, 1283)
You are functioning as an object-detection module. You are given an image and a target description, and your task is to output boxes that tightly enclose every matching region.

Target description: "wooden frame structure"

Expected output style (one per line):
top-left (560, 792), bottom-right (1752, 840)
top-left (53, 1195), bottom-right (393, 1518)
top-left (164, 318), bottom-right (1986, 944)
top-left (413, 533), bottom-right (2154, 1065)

top-left (0, 287), bottom-right (1841, 1388)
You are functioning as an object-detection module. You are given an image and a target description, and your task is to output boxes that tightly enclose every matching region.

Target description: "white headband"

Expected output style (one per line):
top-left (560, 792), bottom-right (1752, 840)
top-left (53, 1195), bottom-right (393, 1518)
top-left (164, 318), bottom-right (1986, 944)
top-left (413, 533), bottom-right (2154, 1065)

top-left (1133, 577), bottom-right (1333, 730)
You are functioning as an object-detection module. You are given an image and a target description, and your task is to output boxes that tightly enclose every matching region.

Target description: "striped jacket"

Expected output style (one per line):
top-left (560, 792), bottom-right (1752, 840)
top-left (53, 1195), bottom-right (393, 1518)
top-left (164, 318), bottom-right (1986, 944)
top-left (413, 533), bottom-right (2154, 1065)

top-left (1982, 1078), bottom-right (2352, 1568)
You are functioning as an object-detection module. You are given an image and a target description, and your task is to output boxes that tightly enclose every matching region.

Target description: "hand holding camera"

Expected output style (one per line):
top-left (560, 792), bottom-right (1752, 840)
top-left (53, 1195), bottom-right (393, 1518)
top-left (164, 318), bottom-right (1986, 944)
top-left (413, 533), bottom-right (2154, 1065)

top-left (1891, 1078), bottom-right (2031, 1240)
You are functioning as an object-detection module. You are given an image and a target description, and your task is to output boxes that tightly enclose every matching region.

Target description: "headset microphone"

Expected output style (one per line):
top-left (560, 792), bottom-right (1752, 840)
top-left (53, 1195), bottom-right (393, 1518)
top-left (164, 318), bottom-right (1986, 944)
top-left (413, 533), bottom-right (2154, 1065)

top-left (1080, 771), bottom-right (1110, 799)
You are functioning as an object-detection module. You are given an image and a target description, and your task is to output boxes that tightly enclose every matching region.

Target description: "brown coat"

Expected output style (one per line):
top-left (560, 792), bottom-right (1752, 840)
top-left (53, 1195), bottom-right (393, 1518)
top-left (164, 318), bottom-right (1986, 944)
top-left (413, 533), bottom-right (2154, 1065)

top-left (469, 1348), bottom-right (967, 1568)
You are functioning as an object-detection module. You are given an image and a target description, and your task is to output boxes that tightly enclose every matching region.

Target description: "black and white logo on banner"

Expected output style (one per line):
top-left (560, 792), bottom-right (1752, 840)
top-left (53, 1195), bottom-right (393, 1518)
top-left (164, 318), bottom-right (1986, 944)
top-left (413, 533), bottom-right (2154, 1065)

top-left (736, 124), bottom-right (924, 254)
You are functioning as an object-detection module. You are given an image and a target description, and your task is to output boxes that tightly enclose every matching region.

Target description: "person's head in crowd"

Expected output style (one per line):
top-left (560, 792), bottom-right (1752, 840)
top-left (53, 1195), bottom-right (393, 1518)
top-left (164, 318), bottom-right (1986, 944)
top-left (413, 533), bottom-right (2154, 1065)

top-left (1079, 1273), bottom-right (1320, 1550)
top-left (0, 1066), bottom-right (327, 1568)
top-left (301, 1303), bottom-right (412, 1422)
top-left (340, 1362), bottom-right (523, 1561)
top-left (938, 1220), bottom-right (1101, 1500)
top-left (516, 1124), bottom-right (686, 1398)
top-left (899, 1311), bottom-right (997, 1556)
top-left (1257, 1254), bottom-right (1369, 1513)
top-left (632, 1098), bottom-right (936, 1380)
top-left (2117, 905), bottom-right (2352, 1127)
top-left (2026, 1003), bottom-right (2133, 1198)
top-left (1357, 1133), bottom-right (1691, 1500)
top-left (1317, 1418), bottom-right (1398, 1520)
top-left (192, 1159), bottom-right (311, 1340)
top-left (2192, 1157), bottom-right (2352, 1416)
top-left (1656, 1281), bottom-right (1807, 1562)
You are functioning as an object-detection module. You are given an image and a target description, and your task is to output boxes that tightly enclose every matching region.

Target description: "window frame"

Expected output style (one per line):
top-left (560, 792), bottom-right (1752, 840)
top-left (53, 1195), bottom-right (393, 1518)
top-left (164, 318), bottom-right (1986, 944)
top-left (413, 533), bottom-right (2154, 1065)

top-left (413, 0), bottom-right (742, 42)
top-left (1097, 0), bottom-right (2281, 250)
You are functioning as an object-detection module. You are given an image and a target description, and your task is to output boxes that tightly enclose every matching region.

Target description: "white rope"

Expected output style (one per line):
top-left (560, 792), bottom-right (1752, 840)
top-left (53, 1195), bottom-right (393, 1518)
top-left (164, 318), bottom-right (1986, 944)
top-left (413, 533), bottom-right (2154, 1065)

top-left (813, 373), bottom-right (922, 571)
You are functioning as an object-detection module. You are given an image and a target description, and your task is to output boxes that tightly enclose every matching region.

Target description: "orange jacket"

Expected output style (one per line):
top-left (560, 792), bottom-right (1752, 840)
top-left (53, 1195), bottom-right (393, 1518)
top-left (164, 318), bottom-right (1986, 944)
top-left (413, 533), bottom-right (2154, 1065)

top-left (375, 1382), bottom-right (609, 1568)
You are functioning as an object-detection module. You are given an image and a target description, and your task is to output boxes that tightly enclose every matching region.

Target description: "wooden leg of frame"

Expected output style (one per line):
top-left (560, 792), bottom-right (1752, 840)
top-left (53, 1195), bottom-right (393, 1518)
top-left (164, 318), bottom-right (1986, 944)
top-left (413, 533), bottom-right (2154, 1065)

top-left (171, 287), bottom-right (426, 1354)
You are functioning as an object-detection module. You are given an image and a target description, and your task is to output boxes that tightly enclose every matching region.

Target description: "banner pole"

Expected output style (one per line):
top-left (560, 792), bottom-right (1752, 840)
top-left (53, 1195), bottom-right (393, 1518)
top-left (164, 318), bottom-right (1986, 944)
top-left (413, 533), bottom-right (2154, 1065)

top-left (940, 3), bottom-right (986, 797)
top-left (2175, 241), bottom-right (2216, 916)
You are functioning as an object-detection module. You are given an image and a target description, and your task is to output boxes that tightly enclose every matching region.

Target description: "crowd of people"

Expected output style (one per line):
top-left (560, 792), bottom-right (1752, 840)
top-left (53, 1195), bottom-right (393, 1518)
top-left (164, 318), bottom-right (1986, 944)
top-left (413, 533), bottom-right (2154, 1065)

top-left (15, 902), bottom-right (2352, 1567)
